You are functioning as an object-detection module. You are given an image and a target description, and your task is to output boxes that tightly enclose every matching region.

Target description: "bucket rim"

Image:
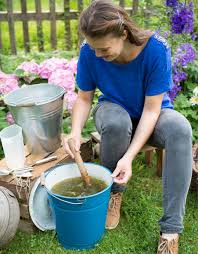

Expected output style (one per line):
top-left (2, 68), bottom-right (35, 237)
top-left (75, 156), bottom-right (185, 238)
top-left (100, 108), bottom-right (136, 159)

top-left (45, 162), bottom-right (113, 200)
top-left (4, 83), bottom-right (65, 107)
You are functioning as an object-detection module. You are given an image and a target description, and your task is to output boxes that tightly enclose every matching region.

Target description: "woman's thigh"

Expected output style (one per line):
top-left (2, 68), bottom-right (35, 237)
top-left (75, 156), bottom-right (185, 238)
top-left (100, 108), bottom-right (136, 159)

top-left (93, 101), bottom-right (132, 134)
top-left (148, 108), bottom-right (192, 148)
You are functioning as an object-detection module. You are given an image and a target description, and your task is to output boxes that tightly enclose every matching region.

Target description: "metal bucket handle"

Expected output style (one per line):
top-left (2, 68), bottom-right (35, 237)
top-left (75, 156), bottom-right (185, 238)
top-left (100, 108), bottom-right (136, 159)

top-left (46, 189), bottom-right (86, 205)
top-left (40, 168), bottom-right (86, 206)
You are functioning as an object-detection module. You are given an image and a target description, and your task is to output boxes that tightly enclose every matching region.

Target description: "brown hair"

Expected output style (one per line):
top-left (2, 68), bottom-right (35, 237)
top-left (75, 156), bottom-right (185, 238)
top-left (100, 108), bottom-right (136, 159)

top-left (78, 0), bottom-right (153, 46)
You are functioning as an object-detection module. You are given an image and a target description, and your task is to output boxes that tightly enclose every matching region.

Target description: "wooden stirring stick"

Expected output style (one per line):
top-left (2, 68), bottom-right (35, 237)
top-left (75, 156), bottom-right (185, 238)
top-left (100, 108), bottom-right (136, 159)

top-left (68, 138), bottom-right (91, 187)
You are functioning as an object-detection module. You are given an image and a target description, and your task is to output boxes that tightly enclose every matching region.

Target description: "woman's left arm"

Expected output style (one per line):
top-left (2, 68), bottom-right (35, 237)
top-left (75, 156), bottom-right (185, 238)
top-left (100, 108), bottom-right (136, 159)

top-left (125, 93), bottom-right (164, 160)
top-left (112, 93), bottom-right (164, 184)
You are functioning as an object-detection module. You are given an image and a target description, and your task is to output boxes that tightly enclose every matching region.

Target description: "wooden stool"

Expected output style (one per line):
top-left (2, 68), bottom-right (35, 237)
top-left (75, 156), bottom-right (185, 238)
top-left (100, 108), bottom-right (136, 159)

top-left (90, 132), bottom-right (164, 177)
top-left (0, 137), bottom-right (93, 234)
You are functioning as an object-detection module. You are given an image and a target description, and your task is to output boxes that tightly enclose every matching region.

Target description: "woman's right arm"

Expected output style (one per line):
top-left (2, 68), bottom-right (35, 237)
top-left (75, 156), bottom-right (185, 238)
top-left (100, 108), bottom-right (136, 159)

top-left (63, 89), bottom-right (95, 158)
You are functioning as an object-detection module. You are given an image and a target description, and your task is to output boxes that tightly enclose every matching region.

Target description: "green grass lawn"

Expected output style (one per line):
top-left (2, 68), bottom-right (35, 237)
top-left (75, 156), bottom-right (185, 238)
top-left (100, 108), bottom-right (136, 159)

top-left (1, 154), bottom-right (198, 254)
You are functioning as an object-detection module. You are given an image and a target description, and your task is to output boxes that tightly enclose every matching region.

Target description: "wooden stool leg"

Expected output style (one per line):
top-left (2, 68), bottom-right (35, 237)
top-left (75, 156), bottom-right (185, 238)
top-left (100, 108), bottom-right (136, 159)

top-left (145, 150), bottom-right (154, 166)
top-left (156, 149), bottom-right (165, 177)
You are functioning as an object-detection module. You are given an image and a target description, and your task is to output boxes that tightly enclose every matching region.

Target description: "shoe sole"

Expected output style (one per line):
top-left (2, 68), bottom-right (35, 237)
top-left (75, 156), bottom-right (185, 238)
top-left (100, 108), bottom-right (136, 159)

top-left (105, 221), bottom-right (119, 230)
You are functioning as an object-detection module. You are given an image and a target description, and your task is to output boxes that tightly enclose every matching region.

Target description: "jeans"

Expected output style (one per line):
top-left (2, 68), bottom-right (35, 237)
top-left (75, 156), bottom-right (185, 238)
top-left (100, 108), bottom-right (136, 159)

top-left (93, 101), bottom-right (192, 234)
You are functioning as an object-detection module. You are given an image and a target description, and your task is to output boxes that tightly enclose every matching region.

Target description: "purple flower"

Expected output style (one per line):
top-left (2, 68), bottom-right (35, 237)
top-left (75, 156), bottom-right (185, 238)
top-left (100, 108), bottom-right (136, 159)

top-left (191, 33), bottom-right (197, 41)
top-left (171, 2), bottom-right (194, 34)
top-left (174, 43), bottom-right (196, 68)
top-left (166, 0), bottom-right (178, 7)
top-left (168, 84), bottom-right (182, 102)
top-left (6, 112), bottom-right (15, 125)
top-left (173, 69), bottom-right (187, 84)
top-left (163, 31), bottom-right (171, 39)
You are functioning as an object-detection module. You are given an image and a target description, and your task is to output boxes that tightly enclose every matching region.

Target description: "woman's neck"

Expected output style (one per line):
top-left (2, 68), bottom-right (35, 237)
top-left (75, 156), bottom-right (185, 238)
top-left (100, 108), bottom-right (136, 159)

top-left (114, 38), bottom-right (148, 64)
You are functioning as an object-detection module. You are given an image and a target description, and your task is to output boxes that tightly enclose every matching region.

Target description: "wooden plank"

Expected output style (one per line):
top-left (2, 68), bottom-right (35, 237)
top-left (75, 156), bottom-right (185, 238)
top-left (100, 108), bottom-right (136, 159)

top-left (132, 0), bottom-right (139, 15)
top-left (32, 139), bottom-right (93, 178)
top-left (90, 132), bottom-right (101, 143)
top-left (0, 22), bottom-right (2, 50)
top-left (77, 0), bottom-right (83, 11)
top-left (20, 203), bottom-right (30, 220)
top-left (49, 0), bottom-right (57, 50)
top-left (91, 131), bottom-right (155, 151)
top-left (35, 0), bottom-right (44, 51)
top-left (21, 0), bottom-right (30, 52)
top-left (119, 0), bottom-right (125, 7)
top-left (144, 0), bottom-right (152, 28)
top-left (0, 11), bottom-right (79, 22)
top-left (0, 179), bottom-right (28, 202)
top-left (64, 0), bottom-right (72, 50)
top-left (145, 150), bottom-right (153, 166)
top-left (0, 139), bottom-right (93, 205)
top-left (77, 0), bottom-right (83, 46)
top-left (156, 149), bottom-right (164, 177)
top-left (141, 145), bottom-right (156, 152)
top-left (0, 174), bottom-right (14, 183)
top-left (7, 0), bottom-right (17, 54)
top-left (31, 147), bottom-right (67, 179)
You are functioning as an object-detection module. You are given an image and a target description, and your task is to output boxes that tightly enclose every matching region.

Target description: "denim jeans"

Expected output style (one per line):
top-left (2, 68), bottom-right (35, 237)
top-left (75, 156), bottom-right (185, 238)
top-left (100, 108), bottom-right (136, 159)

top-left (93, 101), bottom-right (192, 234)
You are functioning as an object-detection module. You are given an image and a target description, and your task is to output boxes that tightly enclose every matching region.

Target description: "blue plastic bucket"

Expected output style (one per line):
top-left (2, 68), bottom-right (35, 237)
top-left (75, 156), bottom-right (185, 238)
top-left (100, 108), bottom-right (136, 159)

top-left (45, 163), bottom-right (113, 250)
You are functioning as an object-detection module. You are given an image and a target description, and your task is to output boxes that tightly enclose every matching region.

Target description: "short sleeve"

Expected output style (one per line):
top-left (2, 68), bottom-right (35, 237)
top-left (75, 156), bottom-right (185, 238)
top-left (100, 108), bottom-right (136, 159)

top-left (145, 47), bottom-right (173, 96)
top-left (76, 45), bottom-right (96, 91)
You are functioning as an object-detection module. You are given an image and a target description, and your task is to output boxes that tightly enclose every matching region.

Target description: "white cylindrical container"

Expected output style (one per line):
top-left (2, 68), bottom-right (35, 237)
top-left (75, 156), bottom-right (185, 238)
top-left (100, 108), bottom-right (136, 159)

top-left (0, 124), bottom-right (25, 169)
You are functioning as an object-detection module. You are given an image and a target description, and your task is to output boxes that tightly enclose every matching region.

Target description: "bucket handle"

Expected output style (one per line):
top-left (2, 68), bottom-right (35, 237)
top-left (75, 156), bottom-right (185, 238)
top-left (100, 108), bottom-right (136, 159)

top-left (47, 190), bottom-right (86, 205)
top-left (40, 174), bottom-right (86, 205)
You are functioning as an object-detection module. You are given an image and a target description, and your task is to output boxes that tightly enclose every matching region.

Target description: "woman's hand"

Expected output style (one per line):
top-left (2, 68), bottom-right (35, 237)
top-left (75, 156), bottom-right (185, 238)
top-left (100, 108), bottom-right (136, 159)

top-left (62, 133), bottom-right (81, 159)
top-left (112, 156), bottom-right (132, 184)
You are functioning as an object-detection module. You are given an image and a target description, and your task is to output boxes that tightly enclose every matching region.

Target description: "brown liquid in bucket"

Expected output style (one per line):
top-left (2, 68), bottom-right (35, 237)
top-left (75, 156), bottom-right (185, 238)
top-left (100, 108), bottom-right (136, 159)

top-left (51, 177), bottom-right (107, 197)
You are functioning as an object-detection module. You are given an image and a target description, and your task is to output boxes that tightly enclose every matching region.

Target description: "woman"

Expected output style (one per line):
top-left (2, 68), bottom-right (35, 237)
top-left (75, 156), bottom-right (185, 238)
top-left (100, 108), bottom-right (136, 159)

top-left (63, 1), bottom-right (192, 253)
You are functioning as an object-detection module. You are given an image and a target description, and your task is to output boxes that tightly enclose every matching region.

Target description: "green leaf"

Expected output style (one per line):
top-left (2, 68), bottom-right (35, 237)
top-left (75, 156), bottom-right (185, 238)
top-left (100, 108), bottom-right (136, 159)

top-left (14, 68), bottom-right (25, 77)
top-left (174, 94), bottom-right (191, 109)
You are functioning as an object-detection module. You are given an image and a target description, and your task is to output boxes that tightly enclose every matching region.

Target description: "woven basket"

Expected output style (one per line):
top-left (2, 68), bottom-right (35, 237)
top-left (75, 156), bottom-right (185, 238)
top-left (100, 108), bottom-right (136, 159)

top-left (190, 142), bottom-right (198, 192)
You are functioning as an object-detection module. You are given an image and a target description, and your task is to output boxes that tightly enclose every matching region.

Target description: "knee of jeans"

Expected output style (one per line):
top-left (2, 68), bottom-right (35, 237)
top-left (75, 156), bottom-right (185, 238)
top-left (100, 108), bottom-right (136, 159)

top-left (102, 117), bottom-right (132, 136)
top-left (168, 117), bottom-right (192, 140)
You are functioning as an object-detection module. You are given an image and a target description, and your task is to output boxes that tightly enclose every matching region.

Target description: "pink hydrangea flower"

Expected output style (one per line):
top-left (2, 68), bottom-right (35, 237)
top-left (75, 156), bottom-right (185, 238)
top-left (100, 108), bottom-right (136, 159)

top-left (68, 58), bottom-right (78, 74)
top-left (0, 71), bottom-right (19, 95)
top-left (64, 91), bottom-right (77, 113)
top-left (39, 58), bottom-right (69, 79)
top-left (48, 69), bottom-right (75, 92)
top-left (17, 60), bottom-right (40, 75)
top-left (6, 112), bottom-right (15, 125)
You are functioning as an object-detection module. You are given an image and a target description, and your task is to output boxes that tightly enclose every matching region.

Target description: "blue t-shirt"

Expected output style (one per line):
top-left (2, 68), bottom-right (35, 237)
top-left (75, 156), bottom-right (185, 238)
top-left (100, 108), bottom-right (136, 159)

top-left (76, 33), bottom-right (174, 118)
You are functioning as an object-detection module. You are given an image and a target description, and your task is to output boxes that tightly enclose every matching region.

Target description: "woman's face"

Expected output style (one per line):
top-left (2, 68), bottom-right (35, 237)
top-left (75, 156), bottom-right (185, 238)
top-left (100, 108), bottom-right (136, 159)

top-left (86, 33), bottom-right (127, 62)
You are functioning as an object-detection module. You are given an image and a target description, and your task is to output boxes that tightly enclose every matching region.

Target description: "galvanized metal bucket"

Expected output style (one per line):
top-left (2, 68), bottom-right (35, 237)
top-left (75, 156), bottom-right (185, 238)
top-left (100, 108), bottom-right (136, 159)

top-left (4, 83), bottom-right (65, 155)
top-left (0, 187), bottom-right (20, 248)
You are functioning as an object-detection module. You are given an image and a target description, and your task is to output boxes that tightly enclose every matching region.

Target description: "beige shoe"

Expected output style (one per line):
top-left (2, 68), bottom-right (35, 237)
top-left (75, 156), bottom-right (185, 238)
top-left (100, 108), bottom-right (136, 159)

top-left (105, 192), bottom-right (122, 230)
top-left (157, 235), bottom-right (179, 254)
